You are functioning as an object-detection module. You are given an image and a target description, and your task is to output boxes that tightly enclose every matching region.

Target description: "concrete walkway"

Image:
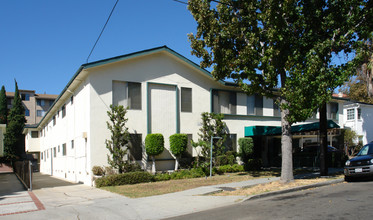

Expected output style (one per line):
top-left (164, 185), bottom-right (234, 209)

top-left (0, 169), bottom-right (343, 220)
top-left (0, 165), bottom-right (44, 217)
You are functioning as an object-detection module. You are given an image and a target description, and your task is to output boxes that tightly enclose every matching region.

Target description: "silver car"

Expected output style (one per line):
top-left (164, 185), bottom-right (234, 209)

top-left (344, 142), bottom-right (373, 182)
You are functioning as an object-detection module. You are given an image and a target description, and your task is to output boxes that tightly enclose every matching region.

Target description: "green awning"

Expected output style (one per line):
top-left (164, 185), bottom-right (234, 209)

top-left (244, 120), bottom-right (340, 137)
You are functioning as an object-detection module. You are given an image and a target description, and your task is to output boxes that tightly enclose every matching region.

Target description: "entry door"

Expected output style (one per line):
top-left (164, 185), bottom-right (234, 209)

top-left (148, 83), bottom-right (176, 150)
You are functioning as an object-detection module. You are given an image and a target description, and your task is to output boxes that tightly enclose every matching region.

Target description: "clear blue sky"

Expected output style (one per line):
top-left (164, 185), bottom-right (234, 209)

top-left (0, 0), bottom-right (200, 95)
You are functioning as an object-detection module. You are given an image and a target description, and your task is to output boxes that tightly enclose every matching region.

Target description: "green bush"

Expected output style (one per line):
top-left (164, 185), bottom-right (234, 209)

top-left (245, 159), bottom-right (262, 171)
top-left (154, 173), bottom-right (172, 182)
top-left (216, 151), bottom-right (236, 166)
top-left (95, 171), bottom-right (154, 187)
top-left (216, 164), bottom-right (244, 173)
top-left (145, 134), bottom-right (164, 156)
top-left (122, 162), bottom-right (143, 173)
top-left (238, 138), bottom-right (254, 162)
top-left (92, 166), bottom-right (104, 176)
top-left (169, 134), bottom-right (188, 156)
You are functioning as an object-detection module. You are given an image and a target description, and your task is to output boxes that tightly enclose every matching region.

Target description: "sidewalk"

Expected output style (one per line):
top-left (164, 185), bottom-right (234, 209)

top-left (0, 169), bottom-right (344, 220)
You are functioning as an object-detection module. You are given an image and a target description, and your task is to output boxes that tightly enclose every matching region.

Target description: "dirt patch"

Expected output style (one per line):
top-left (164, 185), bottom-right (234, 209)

top-left (214, 175), bottom-right (343, 196)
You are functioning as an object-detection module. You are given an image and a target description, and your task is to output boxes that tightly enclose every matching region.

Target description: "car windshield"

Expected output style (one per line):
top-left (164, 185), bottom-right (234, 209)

top-left (357, 144), bottom-right (373, 156)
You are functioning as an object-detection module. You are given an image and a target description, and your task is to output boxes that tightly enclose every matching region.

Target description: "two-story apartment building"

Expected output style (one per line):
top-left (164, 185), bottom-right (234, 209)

top-left (24, 46), bottom-right (351, 185)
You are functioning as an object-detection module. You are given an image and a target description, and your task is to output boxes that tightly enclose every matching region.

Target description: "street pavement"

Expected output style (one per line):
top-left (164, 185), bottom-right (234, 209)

top-left (0, 168), bottom-right (343, 220)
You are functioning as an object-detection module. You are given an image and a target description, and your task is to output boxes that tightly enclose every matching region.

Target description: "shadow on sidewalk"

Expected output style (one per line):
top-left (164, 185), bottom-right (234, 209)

top-left (32, 173), bottom-right (80, 190)
top-left (0, 172), bottom-right (27, 198)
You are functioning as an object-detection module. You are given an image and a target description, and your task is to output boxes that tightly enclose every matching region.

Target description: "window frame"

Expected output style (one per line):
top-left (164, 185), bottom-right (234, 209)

top-left (347, 109), bottom-right (355, 120)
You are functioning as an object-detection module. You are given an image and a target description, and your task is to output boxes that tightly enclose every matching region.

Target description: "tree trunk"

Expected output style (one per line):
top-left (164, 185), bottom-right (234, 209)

top-left (175, 157), bottom-right (179, 171)
top-left (319, 103), bottom-right (328, 176)
top-left (151, 156), bottom-right (156, 174)
top-left (280, 99), bottom-right (294, 183)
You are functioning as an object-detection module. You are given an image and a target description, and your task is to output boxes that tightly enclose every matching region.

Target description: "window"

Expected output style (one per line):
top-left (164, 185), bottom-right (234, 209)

top-left (41, 152), bottom-right (43, 160)
top-left (7, 98), bottom-right (12, 105)
top-left (49, 100), bottom-right (54, 106)
top-left (44, 151), bottom-right (46, 161)
top-left (247, 94), bottom-right (263, 116)
top-left (224, 134), bottom-right (237, 152)
top-left (347, 109), bottom-right (355, 120)
top-left (37, 110), bottom-right (46, 117)
top-left (358, 108), bottom-right (361, 120)
top-left (71, 140), bottom-right (74, 149)
top-left (47, 149), bottom-right (49, 158)
top-left (62, 105), bottom-right (66, 118)
top-left (129, 134), bottom-right (142, 160)
top-left (112, 81), bottom-right (142, 110)
top-left (181, 87), bottom-right (192, 112)
top-left (53, 147), bottom-right (56, 157)
top-left (25, 108), bottom-right (30, 116)
top-left (53, 116), bottom-right (56, 126)
top-left (37, 99), bottom-right (45, 106)
top-left (328, 102), bottom-right (339, 120)
top-left (273, 100), bottom-right (281, 117)
top-left (212, 90), bottom-right (236, 114)
top-left (62, 143), bottom-right (66, 156)
top-left (58, 145), bottom-right (60, 152)
top-left (21, 93), bottom-right (30, 101)
top-left (31, 131), bottom-right (39, 138)
top-left (70, 96), bottom-right (74, 105)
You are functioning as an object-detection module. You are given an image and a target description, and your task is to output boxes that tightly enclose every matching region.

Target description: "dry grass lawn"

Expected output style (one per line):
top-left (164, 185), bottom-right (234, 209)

top-left (101, 171), bottom-right (277, 198)
top-left (215, 175), bottom-right (344, 196)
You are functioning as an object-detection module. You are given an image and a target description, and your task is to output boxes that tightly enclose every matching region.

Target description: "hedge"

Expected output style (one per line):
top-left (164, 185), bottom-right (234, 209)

top-left (95, 171), bottom-right (154, 187)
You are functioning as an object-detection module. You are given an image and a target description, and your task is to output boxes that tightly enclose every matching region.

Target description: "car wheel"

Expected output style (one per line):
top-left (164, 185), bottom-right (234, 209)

top-left (344, 175), bottom-right (354, 182)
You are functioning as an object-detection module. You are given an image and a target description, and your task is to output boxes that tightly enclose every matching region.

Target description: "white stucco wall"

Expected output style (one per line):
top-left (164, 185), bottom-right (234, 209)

top-left (343, 103), bottom-right (373, 145)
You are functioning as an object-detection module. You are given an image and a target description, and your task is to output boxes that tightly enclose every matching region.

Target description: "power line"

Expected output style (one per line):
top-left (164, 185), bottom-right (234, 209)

top-left (86, 0), bottom-right (120, 63)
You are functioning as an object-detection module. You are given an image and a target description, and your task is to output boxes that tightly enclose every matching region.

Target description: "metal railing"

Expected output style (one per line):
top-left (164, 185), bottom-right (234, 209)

top-left (13, 160), bottom-right (33, 191)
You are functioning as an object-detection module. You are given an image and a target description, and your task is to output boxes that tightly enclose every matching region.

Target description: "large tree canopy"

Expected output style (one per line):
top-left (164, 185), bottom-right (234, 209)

top-left (188, 0), bottom-right (369, 182)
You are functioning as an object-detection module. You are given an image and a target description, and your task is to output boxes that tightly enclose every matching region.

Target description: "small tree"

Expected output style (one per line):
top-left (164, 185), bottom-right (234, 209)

top-left (105, 105), bottom-right (130, 174)
top-left (343, 129), bottom-right (362, 159)
top-left (192, 112), bottom-right (228, 159)
top-left (169, 133), bottom-right (188, 171)
top-left (145, 133), bottom-right (164, 174)
top-left (4, 80), bottom-right (26, 159)
top-left (0, 85), bottom-right (7, 124)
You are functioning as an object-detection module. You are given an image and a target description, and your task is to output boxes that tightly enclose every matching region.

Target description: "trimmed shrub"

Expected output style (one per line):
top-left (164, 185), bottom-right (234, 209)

top-left (95, 171), bottom-right (154, 187)
top-left (145, 134), bottom-right (164, 156)
top-left (154, 173), bottom-right (172, 182)
top-left (216, 151), bottom-right (236, 166)
top-left (216, 164), bottom-right (244, 173)
top-left (92, 166), bottom-right (104, 176)
top-left (169, 134), bottom-right (188, 156)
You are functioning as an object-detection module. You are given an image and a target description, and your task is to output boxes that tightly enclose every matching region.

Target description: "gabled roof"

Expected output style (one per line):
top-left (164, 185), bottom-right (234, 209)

top-left (35, 46), bottom-right (230, 128)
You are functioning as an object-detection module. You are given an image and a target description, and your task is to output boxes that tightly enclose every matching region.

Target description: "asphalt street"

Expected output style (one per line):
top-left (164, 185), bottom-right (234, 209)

top-left (168, 179), bottom-right (373, 220)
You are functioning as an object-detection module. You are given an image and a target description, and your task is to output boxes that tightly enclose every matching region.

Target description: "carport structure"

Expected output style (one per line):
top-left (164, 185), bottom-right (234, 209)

top-left (244, 120), bottom-right (342, 168)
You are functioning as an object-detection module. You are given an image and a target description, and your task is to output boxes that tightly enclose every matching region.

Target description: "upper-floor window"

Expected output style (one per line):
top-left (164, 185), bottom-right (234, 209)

top-left (70, 96), bottom-right (74, 105)
top-left (7, 98), bottom-right (12, 105)
top-left (71, 140), bottom-right (74, 149)
top-left (112, 81), bottom-right (142, 110)
top-left (31, 131), bottom-right (39, 138)
top-left (328, 102), bottom-right (339, 120)
top-left (212, 90), bottom-right (236, 114)
top-left (25, 108), bottom-right (30, 116)
top-left (62, 105), bottom-right (66, 118)
top-left (347, 109), bottom-right (355, 120)
top-left (247, 94), bottom-right (263, 116)
top-left (37, 110), bottom-right (46, 117)
top-left (273, 100), bottom-right (281, 117)
top-left (37, 99), bottom-right (45, 106)
top-left (62, 143), bottom-right (66, 156)
top-left (358, 108), bottom-right (361, 120)
top-left (49, 100), bottom-right (54, 106)
top-left (21, 93), bottom-right (30, 101)
top-left (53, 116), bottom-right (56, 126)
top-left (181, 87), bottom-right (192, 112)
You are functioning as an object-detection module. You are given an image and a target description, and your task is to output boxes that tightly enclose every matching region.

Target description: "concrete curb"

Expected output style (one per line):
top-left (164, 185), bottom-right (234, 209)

top-left (242, 178), bottom-right (344, 202)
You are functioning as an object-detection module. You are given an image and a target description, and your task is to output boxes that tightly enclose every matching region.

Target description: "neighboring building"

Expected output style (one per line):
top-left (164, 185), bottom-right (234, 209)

top-left (0, 124), bottom-right (5, 157)
top-left (343, 102), bottom-right (373, 145)
top-left (24, 46), bottom-right (355, 185)
top-left (6, 90), bottom-right (58, 125)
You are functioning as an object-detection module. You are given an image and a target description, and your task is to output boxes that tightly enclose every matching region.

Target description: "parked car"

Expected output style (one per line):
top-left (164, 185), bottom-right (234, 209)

top-left (344, 142), bottom-right (373, 181)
